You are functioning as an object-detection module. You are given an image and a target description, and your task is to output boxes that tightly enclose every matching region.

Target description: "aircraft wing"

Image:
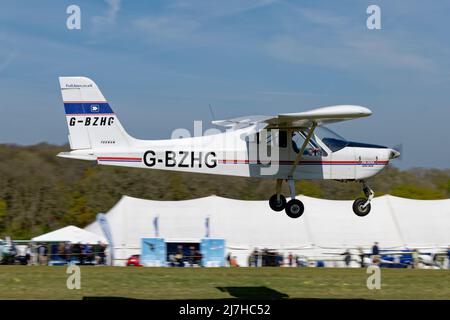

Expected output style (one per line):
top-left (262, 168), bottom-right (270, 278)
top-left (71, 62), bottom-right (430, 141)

top-left (212, 115), bottom-right (273, 129)
top-left (213, 105), bottom-right (372, 129)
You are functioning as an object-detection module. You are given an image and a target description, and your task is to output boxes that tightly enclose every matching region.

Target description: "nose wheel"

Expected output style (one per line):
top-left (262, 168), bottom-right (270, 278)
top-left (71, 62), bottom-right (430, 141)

top-left (352, 198), bottom-right (371, 216)
top-left (352, 181), bottom-right (374, 217)
top-left (268, 178), bottom-right (304, 218)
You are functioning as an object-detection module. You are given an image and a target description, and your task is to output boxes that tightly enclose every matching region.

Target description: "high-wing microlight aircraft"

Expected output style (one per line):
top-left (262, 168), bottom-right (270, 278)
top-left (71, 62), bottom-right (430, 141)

top-left (58, 77), bottom-right (400, 219)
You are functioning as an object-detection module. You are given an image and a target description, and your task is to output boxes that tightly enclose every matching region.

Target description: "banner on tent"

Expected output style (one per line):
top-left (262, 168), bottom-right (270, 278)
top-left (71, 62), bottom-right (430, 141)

top-left (96, 213), bottom-right (114, 265)
top-left (141, 238), bottom-right (166, 266)
top-left (201, 238), bottom-right (225, 267)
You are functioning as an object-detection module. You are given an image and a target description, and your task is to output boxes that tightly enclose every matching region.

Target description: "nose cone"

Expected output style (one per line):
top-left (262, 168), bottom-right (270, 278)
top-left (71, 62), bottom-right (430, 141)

top-left (389, 149), bottom-right (401, 159)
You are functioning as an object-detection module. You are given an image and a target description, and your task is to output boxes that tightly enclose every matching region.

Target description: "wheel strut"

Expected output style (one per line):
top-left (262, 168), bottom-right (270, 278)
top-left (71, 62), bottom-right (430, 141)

top-left (276, 179), bottom-right (283, 202)
top-left (288, 177), bottom-right (296, 200)
top-left (361, 180), bottom-right (374, 208)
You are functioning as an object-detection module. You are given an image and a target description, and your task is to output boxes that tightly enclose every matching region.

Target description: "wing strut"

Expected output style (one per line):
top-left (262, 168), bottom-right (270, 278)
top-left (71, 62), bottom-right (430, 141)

top-left (288, 122), bottom-right (317, 177)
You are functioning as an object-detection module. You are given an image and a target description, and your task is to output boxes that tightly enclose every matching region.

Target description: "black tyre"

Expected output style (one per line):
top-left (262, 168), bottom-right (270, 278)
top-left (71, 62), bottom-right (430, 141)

top-left (285, 199), bottom-right (304, 218)
top-left (352, 198), bottom-right (371, 217)
top-left (269, 194), bottom-right (287, 211)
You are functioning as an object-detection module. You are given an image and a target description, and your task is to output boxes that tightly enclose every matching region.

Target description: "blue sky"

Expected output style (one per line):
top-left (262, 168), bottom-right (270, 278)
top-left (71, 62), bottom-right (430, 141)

top-left (0, 0), bottom-right (449, 169)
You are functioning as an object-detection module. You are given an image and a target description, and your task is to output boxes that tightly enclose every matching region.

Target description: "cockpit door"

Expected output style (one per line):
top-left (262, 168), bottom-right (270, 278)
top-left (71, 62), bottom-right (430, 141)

top-left (290, 130), bottom-right (330, 179)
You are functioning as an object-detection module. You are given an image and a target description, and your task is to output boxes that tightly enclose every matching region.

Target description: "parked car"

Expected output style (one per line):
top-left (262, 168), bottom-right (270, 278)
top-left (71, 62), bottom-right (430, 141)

top-left (126, 254), bottom-right (142, 266)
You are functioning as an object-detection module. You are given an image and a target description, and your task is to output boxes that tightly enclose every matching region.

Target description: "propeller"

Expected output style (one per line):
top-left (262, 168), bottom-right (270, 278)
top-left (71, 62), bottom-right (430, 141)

top-left (390, 143), bottom-right (403, 160)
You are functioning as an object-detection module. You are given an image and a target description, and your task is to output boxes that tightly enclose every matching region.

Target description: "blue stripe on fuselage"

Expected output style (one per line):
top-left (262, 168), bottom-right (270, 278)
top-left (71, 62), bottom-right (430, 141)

top-left (64, 102), bottom-right (114, 114)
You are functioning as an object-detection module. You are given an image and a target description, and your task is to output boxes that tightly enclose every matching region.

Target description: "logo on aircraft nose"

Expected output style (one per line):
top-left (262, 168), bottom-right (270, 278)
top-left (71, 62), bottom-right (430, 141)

top-left (90, 104), bottom-right (100, 112)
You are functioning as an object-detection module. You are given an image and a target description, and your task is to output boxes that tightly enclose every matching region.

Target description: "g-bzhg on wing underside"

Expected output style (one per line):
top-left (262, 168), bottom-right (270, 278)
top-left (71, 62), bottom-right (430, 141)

top-left (57, 76), bottom-right (400, 219)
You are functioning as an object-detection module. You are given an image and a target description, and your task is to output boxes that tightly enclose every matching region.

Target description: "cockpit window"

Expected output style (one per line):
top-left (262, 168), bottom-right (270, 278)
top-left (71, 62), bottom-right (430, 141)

top-left (314, 126), bottom-right (348, 152)
top-left (292, 131), bottom-right (325, 156)
top-left (320, 138), bottom-right (348, 152)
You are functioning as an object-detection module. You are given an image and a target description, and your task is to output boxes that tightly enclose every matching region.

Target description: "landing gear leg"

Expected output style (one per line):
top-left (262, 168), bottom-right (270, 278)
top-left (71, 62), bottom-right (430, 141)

top-left (352, 180), bottom-right (374, 217)
top-left (285, 177), bottom-right (304, 218)
top-left (268, 122), bottom-right (316, 218)
top-left (269, 179), bottom-right (286, 211)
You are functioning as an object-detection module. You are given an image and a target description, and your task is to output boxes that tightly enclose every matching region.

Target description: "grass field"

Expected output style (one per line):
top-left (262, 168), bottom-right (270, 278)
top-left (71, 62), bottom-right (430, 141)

top-left (0, 266), bottom-right (449, 300)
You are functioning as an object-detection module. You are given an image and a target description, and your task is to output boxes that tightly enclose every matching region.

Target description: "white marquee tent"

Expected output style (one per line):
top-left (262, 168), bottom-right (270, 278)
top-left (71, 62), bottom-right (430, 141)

top-left (32, 225), bottom-right (106, 244)
top-left (85, 195), bottom-right (450, 266)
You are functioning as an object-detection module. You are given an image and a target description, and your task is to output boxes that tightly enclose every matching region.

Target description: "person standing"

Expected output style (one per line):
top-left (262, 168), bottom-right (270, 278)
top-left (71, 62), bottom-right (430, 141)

top-left (226, 253), bottom-right (231, 267)
top-left (248, 252), bottom-right (254, 267)
top-left (58, 242), bottom-right (65, 261)
top-left (288, 252), bottom-right (294, 267)
top-left (358, 247), bottom-right (365, 268)
top-left (85, 244), bottom-right (93, 264)
top-left (72, 243), bottom-right (80, 264)
top-left (38, 244), bottom-right (48, 266)
top-left (230, 256), bottom-right (239, 267)
top-left (412, 249), bottom-right (419, 269)
top-left (64, 242), bottom-right (72, 265)
top-left (447, 246), bottom-right (450, 269)
top-left (189, 246), bottom-right (195, 267)
top-left (252, 249), bottom-right (259, 267)
top-left (79, 244), bottom-right (86, 265)
top-left (99, 242), bottom-right (106, 265)
top-left (25, 245), bottom-right (31, 265)
top-left (342, 250), bottom-right (352, 267)
top-left (175, 246), bottom-right (184, 267)
top-left (371, 242), bottom-right (380, 265)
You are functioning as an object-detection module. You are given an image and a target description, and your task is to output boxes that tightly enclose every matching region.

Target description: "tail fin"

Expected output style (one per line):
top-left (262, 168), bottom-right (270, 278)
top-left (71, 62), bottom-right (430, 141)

top-left (59, 76), bottom-right (134, 150)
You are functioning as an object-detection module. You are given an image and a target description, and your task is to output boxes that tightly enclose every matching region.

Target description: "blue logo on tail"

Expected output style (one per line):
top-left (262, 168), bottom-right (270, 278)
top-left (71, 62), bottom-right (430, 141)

top-left (90, 104), bottom-right (100, 112)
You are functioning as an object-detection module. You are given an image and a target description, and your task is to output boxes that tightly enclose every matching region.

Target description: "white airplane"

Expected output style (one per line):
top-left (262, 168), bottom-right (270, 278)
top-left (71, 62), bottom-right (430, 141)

top-left (57, 77), bottom-right (400, 219)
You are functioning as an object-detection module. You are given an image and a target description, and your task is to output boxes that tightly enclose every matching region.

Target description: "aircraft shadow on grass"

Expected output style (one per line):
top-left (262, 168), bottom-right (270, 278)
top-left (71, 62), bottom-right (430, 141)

top-left (82, 287), bottom-right (289, 300)
top-left (216, 286), bottom-right (289, 300)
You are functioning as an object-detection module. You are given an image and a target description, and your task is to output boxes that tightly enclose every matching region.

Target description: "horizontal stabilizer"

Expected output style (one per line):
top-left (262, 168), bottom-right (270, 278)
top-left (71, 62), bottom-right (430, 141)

top-left (57, 152), bottom-right (97, 161)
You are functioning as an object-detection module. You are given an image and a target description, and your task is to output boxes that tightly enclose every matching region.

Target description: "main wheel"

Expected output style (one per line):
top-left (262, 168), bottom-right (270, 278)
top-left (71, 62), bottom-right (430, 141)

top-left (352, 198), bottom-right (371, 217)
top-left (285, 199), bottom-right (304, 218)
top-left (269, 194), bottom-right (286, 211)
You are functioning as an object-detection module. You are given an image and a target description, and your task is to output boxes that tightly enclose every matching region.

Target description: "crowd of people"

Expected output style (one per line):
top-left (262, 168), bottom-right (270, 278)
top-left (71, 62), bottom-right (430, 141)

top-left (224, 243), bottom-right (450, 268)
top-left (168, 245), bottom-right (203, 267)
top-left (3, 240), bottom-right (450, 268)
top-left (227, 249), bottom-right (308, 267)
top-left (1, 241), bottom-right (108, 266)
top-left (52, 242), bottom-right (108, 265)
top-left (345, 242), bottom-right (450, 269)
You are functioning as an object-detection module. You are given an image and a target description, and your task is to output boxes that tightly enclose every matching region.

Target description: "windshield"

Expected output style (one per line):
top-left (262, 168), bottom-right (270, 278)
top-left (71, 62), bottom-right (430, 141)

top-left (314, 126), bottom-right (348, 152)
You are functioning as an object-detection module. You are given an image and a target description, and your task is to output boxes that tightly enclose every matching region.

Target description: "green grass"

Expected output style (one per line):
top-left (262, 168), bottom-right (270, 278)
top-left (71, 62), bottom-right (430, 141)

top-left (0, 266), bottom-right (448, 300)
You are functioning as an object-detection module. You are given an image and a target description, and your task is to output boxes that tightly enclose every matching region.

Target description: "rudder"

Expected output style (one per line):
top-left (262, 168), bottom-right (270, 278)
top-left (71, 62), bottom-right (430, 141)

top-left (59, 77), bottom-right (133, 150)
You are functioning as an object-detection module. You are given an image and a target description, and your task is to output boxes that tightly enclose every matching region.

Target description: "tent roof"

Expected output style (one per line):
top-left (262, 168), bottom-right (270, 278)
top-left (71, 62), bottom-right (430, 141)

top-left (32, 225), bottom-right (106, 244)
top-left (85, 194), bottom-right (450, 252)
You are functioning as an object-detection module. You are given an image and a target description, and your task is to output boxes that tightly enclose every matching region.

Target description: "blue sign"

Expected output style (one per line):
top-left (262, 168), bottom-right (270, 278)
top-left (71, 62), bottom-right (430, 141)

top-left (141, 238), bottom-right (166, 266)
top-left (201, 238), bottom-right (225, 267)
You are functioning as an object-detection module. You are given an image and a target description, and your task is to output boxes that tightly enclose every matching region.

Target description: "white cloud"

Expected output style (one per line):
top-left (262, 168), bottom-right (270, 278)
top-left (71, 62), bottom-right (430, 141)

top-left (132, 0), bottom-right (278, 44)
top-left (264, 5), bottom-right (436, 74)
top-left (295, 7), bottom-right (349, 28)
top-left (346, 35), bottom-right (435, 72)
top-left (265, 32), bottom-right (435, 73)
top-left (133, 15), bottom-right (200, 41)
top-left (92, 0), bottom-right (121, 28)
top-left (167, 0), bottom-right (277, 17)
